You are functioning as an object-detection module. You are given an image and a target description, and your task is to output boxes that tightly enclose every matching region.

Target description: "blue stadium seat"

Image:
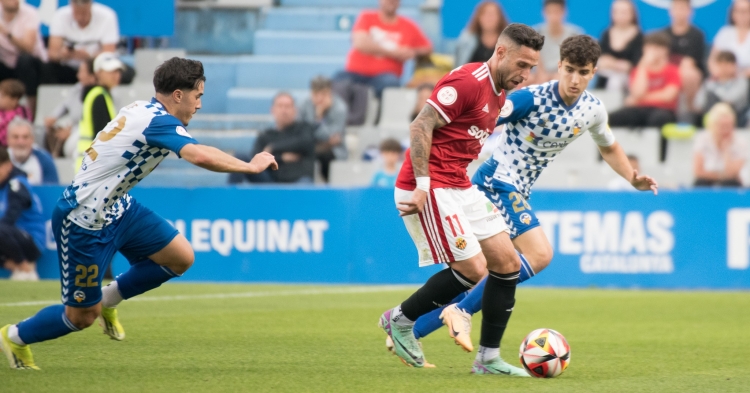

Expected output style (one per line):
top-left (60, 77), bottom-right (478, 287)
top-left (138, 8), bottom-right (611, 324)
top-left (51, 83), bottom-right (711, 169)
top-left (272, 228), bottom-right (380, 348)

top-left (191, 131), bottom-right (258, 152)
top-left (235, 56), bottom-right (345, 89)
top-left (192, 56), bottom-right (243, 113)
top-left (227, 88), bottom-right (309, 114)
top-left (262, 7), bottom-right (421, 31)
top-left (280, 0), bottom-right (423, 7)
top-left (253, 31), bottom-right (351, 56)
top-left (140, 169), bottom-right (230, 188)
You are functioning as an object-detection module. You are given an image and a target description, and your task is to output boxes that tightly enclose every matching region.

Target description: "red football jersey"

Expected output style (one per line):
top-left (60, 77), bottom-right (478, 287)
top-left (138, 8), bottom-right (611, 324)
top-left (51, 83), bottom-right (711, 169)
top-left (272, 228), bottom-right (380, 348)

top-left (396, 62), bottom-right (507, 190)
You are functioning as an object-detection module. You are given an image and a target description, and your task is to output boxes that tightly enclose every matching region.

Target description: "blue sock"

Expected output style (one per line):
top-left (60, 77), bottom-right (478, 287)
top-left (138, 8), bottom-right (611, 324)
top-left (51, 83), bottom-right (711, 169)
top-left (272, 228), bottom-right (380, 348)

top-left (517, 252), bottom-right (536, 284)
top-left (16, 305), bottom-right (79, 345)
top-left (116, 259), bottom-right (179, 300)
top-left (457, 277), bottom-right (486, 314)
top-left (413, 292), bottom-right (467, 339)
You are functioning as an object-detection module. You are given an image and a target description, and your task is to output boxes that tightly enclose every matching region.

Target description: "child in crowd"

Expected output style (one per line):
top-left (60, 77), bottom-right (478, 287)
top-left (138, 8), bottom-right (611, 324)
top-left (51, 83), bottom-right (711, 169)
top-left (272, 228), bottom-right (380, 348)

top-left (0, 79), bottom-right (31, 147)
top-left (694, 51), bottom-right (749, 126)
top-left (371, 138), bottom-right (403, 188)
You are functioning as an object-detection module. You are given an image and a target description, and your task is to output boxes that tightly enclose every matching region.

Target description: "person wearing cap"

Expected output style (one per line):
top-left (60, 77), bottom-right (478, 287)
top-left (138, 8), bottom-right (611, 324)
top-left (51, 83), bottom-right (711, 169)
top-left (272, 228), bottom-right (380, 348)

top-left (76, 51), bottom-right (121, 171)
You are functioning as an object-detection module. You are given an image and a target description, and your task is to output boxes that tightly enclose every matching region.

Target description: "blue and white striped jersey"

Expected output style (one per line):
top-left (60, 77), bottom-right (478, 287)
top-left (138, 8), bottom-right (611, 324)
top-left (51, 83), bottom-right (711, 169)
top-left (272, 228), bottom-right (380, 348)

top-left (487, 81), bottom-right (615, 198)
top-left (59, 98), bottom-right (198, 230)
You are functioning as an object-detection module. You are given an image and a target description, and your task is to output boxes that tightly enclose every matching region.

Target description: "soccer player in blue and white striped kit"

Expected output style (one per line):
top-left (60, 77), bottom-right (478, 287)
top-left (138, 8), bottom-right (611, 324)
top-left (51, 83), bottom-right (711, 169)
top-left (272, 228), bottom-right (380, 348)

top-left (0, 57), bottom-right (278, 370)
top-left (397, 35), bottom-right (660, 356)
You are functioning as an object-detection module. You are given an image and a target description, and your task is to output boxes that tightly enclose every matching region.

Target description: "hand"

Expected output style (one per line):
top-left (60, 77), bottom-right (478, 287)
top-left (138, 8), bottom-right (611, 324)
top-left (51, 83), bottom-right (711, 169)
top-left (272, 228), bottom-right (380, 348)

top-left (248, 152), bottom-right (278, 173)
top-left (630, 169), bottom-right (658, 195)
top-left (263, 145), bottom-right (273, 153)
top-left (281, 152), bottom-right (301, 163)
top-left (55, 125), bottom-right (72, 141)
top-left (44, 117), bottom-right (57, 130)
top-left (396, 189), bottom-right (427, 217)
top-left (329, 133), bottom-right (342, 146)
top-left (624, 95), bottom-right (639, 107)
top-left (390, 47), bottom-right (416, 62)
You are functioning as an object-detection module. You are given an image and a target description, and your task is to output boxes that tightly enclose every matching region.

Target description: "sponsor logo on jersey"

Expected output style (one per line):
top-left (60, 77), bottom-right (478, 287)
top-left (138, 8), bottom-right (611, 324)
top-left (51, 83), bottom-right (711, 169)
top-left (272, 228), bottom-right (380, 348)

top-left (520, 213), bottom-right (532, 225)
top-left (74, 290), bottom-right (86, 303)
top-left (525, 132), bottom-right (543, 144)
top-left (437, 86), bottom-right (458, 106)
top-left (468, 125), bottom-right (491, 145)
top-left (482, 103), bottom-right (489, 113)
top-left (455, 237), bottom-right (467, 250)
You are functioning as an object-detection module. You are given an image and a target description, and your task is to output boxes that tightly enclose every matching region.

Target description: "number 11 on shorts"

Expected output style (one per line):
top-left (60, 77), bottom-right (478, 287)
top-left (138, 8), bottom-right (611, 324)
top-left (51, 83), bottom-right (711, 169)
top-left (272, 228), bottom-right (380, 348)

top-left (445, 214), bottom-right (465, 237)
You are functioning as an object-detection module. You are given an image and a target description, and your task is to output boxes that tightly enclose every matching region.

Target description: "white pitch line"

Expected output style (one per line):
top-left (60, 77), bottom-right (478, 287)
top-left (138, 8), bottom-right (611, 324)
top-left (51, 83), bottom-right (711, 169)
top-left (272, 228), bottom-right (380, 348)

top-left (0, 285), bottom-right (416, 308)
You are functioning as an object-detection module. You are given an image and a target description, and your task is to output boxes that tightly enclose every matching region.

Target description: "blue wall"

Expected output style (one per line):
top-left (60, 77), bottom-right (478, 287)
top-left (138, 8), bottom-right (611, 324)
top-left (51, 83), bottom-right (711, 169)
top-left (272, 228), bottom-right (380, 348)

top-left (20, 186), bottom-right (750, 290)
top-left (442, 0), bottom-right (732, 42)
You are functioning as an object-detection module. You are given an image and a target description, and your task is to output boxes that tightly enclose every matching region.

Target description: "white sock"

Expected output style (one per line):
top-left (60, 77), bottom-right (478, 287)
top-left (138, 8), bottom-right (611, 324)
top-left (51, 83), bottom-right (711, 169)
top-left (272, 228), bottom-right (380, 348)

top-left (390, 305), bottom-right (414, 327)
top-left (101, 281), bottom-right (124, 308)
top-left (476, 346), bottom-right (500, 363)
top-left (8, 324), bottom-right (25, 346)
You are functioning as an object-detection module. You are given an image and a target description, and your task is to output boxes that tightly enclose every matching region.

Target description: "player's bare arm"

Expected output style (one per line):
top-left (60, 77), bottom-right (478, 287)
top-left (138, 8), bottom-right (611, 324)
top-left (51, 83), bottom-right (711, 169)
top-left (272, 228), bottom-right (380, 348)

top-left (598, 142), bottom-right (658, 195)
top-left (397, 104), bottom-right (447, 217)
top-left (180, 143), bottom-right (278, 174)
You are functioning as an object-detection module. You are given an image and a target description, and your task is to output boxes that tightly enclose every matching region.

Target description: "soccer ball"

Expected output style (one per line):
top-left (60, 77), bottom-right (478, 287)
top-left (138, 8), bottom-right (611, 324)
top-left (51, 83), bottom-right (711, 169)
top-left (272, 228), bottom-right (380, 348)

top-left (519, 328), bottom-right (571, 378)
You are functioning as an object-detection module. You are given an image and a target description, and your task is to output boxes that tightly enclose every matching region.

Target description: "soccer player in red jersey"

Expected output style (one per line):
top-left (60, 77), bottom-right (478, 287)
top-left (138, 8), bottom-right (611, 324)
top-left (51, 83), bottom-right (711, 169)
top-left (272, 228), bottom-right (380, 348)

top-left (378, 24), bottom-right (545, 375)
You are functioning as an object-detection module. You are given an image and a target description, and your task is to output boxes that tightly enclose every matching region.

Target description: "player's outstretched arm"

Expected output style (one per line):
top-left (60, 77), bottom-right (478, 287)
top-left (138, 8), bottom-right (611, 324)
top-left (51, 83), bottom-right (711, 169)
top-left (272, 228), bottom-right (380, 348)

top-left (180, 144), bottom-right (278, 174)
top-left (598, 142), bottom-right (658, 195)
top-left (397, 104), bottom-right (447, 217)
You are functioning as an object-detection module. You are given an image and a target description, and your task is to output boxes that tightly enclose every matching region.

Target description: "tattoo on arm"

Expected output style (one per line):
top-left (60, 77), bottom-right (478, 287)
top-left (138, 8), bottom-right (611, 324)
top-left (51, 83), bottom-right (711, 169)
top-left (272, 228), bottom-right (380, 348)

top-left (409, 104), bottom-right (447, 178)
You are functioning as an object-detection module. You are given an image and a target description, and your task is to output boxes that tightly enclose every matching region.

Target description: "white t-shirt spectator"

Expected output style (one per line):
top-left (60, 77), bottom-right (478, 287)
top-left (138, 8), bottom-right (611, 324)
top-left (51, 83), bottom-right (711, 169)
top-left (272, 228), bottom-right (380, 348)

top-left (713, 26), bottom-right (750, 71)
top-left (49, 2), bottom-right (119, 68)
top-left (0, 3), bottom-right (47, 68)
top-left (693, 130), bottom-right (748, 173)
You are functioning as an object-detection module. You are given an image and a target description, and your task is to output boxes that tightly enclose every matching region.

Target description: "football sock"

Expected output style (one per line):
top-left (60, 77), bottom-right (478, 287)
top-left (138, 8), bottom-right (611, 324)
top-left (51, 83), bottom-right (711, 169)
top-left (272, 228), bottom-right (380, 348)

top-left (16, 305), bottom-right (79, 345)
top-left (400, 268), bottom-right (475, 322)
top-left (116, 259), bottom-right (180, 300)
top-left (476, 346), bottom-right (500, 363)
top-left (389, 305), bottom-right (415, 327)
top-left (518, 253), bottom-right (535, 283)
top-left (101, 281), bottom-right (124, 308)
top-left (413, 292), bottom-right (467, 339)
top-left (479, 270), bottom-right (519, 349)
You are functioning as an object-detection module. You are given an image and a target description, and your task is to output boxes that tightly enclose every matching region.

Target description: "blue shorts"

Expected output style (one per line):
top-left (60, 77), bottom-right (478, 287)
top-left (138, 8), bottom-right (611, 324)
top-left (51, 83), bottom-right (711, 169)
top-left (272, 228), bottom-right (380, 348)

top-left (51, 199), bottom-right (178, 308)
top-left (471, 163), bottom-right (540, 239)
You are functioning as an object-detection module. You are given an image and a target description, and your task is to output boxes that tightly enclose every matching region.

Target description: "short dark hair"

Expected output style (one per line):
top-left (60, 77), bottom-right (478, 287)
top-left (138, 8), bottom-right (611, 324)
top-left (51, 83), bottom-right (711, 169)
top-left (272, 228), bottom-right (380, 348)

top-left (560, 35), bottom-right (601, 67)
top-left (310, 76), bottom-right (332, 92)
top-left (671, 0), bottom-right (691, 6)
top-left (0, 146), bottom-right (9, 165)
top-left (153, 57), bottom-right (206, 95)
top-left (643, 31), bottom-right (671, 48)
top-left (716, 50), bottom-right (737, 64)
top-left (543, 0), bottom-right (566, 8)
top-left (0, 79), bottom-right (24, 99)
top-left (500, 23), bottom-right (545, 51)
top-left (379, 138), bottom-right (403, 153)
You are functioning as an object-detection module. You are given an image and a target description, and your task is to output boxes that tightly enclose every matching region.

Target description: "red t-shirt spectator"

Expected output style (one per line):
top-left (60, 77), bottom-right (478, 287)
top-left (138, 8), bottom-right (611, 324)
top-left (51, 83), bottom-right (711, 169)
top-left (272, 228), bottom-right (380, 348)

top-left (345, 11), bottom-right (431, 78)
top-left (631, 63), bottom-right (681, 111)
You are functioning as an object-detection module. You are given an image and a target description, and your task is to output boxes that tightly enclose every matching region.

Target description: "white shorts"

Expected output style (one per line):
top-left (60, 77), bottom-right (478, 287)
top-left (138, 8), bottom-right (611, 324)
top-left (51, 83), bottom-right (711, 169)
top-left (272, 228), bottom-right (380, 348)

top-left (396, 186), bottom-right (509, 267)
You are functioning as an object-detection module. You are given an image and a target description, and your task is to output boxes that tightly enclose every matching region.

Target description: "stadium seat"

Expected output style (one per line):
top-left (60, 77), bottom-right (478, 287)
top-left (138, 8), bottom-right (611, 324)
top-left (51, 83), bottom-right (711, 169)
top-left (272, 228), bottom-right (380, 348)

top-left (534, 162), bottom-right (613, 190)
top-left (53, 158), bottom-right (76, 185)
top-left (253, 31), bottom-right (351, 56)
top-left (590, 88), bottom-right (624, 113)
top-left (190, 130), bottom-right (258, 153)
top-left (111, 83), bottom-right (156, 107)
top-left (262, 7), bottom-right (421, 31)
top-left (329, 160), bottom-right (378, 186)
top-left (664, 133), bottom-right (697, 187)
top-left (226, 88), bottom-right (309, 115)
top-left (235, 56), bottom-right (345, 89)
top-left (134, 49), bottom-right (187, 83)
top-left (612, 128), bottom-right (661, 167)
top-left (554, 131), bottom-right (600, 165)
top-left (192, 56), bottom-right (241, 114)
top-left (379, 87), bottom-right (417, 129)
top-left (35, 85), bottom-right (75, 126)
top-left (280, 0), bottom-right (424, 7)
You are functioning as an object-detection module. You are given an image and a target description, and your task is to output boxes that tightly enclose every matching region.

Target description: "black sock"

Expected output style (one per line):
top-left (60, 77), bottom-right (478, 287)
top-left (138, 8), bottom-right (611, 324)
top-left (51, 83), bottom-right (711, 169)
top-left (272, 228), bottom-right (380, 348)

top-left (479, 270), bottom-right (520, 348)
top-left (400, 268), bottom-right (475, 321)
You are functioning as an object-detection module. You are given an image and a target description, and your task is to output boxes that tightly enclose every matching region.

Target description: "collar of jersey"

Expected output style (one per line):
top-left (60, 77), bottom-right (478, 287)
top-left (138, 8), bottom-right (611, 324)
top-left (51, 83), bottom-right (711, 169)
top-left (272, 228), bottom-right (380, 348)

top-left (551, 81), bottom-right (580, 112)
top-left (150, 97), bottom-right (166, 108)
top-left (484, 62), bottom-right (502, 96)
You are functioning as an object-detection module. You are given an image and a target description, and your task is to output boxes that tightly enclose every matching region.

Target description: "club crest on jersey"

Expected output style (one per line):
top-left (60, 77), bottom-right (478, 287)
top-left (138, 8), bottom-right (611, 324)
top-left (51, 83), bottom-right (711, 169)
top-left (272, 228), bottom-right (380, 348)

top-left (468, 125), bottom-right (491, 145)
top-left (573, 119), bottom-right (584, 135)
top-left (520, 213), bottom-right (532, 225)
top-left (455, 238), bottom-right (467, 250)
top-left (525, 132), bottom-right (543, 144)
top-left (74, 290), bottom-right (86, 303)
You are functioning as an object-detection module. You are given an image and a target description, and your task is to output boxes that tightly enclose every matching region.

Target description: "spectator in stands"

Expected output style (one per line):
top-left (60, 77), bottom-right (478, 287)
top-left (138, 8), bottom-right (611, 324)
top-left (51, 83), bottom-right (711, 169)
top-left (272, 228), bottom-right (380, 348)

top-left (455, 1), bottom-right (509, 66)
top-left (370, 138), bottom-right (403, 188)
top-left (661, 0), bottom-right (705, 111)
top-left (42, 0), bottom-right (131, 86)
top-left (0, 146), bottom-right (45, 281)
top-left (410, 83), bottom-right (434, 121)
top-left (711, 0), bottom-right (750, 79)
top-left (694, 51), bottom-right (748, 126)
top-left (77, 52), bottom-right (121, 170)
top-left (230, 93), bottom-right (315, 184)
top-left (596, 0), bottom-right (643, 91)
top-left (609, 32), bottom-right (680, 161)
top-left (43, 58), bottom-right (97, 158)
top-left (7, 117), bottom-right (57, 185)
top-left (0, 0), bottom-right (47, 118)
top-left (0, 78), bottom-right (28, 147)
top-left (298, 76), bottom-right (347, 183)
top-left (334, 0), bottom-right (432, 100)
top-left (693, 102), bottom-right (747, 187)
top-left (608, 154), bottom-right (640, 191)
top-left (533, 0), bottom-right (583, 84)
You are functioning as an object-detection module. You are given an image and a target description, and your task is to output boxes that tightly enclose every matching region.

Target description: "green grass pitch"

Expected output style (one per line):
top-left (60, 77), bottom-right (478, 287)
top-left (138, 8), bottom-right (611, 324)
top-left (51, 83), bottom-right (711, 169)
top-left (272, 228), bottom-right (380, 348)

top-left (1, 281), bottom-right (749, 392)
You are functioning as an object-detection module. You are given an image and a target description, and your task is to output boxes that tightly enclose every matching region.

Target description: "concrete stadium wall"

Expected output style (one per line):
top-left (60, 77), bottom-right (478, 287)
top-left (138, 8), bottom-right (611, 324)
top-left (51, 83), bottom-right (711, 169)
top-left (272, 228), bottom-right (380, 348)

top-left (17, 186), bottom-right (750, 290)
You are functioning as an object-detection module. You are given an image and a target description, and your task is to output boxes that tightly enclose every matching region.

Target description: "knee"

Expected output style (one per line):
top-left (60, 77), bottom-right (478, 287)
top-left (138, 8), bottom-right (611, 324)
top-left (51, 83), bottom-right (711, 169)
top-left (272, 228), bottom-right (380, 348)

top-left (525, 244), bottom-right (553, 272)
top-left (452, 254), bottom-right (487, 283)
top-left (65, 306), bottom-right (100, 330)
top-left (486, 244), bottom-right (520, 273)
top-left (171, 249), bottom-right (194, 275)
